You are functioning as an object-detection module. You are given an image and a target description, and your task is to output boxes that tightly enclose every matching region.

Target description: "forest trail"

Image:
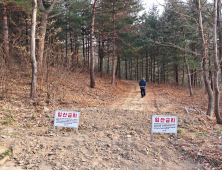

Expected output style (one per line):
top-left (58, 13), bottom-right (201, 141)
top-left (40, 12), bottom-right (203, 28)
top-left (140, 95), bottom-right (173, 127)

top-left (109, 81), bottom-right (157, 112)
top-left (109, 80), bottom-right (180, 114)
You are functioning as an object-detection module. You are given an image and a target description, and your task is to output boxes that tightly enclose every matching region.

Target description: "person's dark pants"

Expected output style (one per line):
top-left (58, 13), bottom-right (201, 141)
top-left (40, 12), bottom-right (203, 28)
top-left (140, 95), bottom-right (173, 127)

top-left (141, 89), bottom-right (146, 97)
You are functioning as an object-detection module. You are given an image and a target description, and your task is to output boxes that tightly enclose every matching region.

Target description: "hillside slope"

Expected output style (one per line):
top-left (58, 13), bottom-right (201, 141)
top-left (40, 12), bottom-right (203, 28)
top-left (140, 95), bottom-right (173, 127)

top-left (0, 66), bottom-right (222, 169)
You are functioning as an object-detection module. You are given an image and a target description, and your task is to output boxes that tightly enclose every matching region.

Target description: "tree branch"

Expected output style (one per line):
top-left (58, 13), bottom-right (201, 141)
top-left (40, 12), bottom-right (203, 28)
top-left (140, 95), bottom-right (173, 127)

top-left (160, 42), bottom-right (201, 56)
top-left (39, 0), bottom-right (45, 11)
top-left (0, 12), bottom-right (7, 22)
top-left (48, 6), bottom-right (69, 19)
top-left (46, 0), bottom-right (57, 13)
top-left (43, 0), bottom-right (53, 2)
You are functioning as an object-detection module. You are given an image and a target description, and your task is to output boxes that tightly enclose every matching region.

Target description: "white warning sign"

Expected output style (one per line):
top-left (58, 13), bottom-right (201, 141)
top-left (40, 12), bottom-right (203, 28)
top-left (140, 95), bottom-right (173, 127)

top-left (53, 110), bottom-right (80, 133)
top-left (151, 115), bottom-right (178, 141)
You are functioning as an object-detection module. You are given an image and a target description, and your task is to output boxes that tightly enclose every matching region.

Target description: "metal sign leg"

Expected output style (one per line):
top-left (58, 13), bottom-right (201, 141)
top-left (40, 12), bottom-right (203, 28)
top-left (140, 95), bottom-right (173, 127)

top-left (151, 132), bottom-right (153, 142)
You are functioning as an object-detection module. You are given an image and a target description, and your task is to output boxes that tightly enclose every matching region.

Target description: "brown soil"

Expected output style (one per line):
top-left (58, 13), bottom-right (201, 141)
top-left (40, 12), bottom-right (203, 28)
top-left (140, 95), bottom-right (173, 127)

top-left (0, 69), bottom-right (222, 170)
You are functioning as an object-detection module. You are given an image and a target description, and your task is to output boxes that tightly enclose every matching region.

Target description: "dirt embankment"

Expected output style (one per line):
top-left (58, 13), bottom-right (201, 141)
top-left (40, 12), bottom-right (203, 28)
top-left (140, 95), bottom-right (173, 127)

top-left (0, 79), bottom-right (222, 170)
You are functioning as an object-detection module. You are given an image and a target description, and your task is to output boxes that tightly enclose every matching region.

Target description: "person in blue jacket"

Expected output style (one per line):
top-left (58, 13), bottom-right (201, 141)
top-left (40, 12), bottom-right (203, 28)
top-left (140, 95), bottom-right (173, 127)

top-left (139, 78), bottom-right (147, 98)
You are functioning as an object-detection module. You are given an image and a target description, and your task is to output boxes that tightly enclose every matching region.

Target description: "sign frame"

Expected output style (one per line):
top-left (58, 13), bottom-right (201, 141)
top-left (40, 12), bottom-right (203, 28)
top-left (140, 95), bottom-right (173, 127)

top-left (53, 110), bottom-right (80, 133)
top-left (151, 115), bottom-right (178, 142)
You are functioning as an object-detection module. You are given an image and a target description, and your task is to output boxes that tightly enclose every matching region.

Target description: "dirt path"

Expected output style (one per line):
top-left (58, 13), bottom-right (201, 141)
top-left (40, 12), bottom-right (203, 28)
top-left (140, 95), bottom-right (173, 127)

top-left (110, 81), bottom-right (157, 112)
top-left (1, 81), bottom-right (203, 170)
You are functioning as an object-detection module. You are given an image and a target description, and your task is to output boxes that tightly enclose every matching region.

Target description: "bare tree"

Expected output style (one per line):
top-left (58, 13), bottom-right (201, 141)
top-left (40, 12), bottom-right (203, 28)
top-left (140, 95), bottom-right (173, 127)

top-left (183, 27), bottom-right (193, 96)
top-left (213, 0), bottom-right (222, 124)
top-left (90, 0), bottom-right (98, 88)
top-left (30, 0), bottom-right (38, 98)
top-left (38, 0), bottom-right (69, 70)
top-left (195, 0), bottom-right (214, 116)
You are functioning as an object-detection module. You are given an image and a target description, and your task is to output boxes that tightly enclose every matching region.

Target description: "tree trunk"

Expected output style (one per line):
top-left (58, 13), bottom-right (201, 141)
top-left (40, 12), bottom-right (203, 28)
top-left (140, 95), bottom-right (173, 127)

top-left (82, 32), bottom-right (85, 66)
top-left (125, 56), bottom-right (127, 79)
top-left (118, 55), bottom-right (121, 79)
top-left (167, 71), bottom-right (169, 84)
top-left (130, 59), bottom-right (132, 80)
top-left (111, 0), bottom-right (116, 85)
top-left (61, 47), bottom-right (64, 66)
top-left (209, 69), bottom-right (214, 90)
top-left (150, 54), bottom-right (153, 82)
top-left (98, 37), bottom-right (101, 72)
top-left (107, 43), bottom-right (110, 74)
top-left (88, 35), bottom-right (90, 68)
top-left (142, 57), bottom-right (144, 79)
top-left (30, 0), bottom-right (38, 98)
top-left (76, 47), bottom-right (79, 65)
top-left (182, 65), bottom-right (185, 86)
top-left (163, 63), bottom-right (166, 84)
top-left (197, 0), bottom-right (214, 116)
top-left (158, 62), bottom-right (160, 85)
top-left (38, 13), bottom-right (48, 69)
top-left (134, 58), bottom-right (136, 80)
top-left (100, 35), bottom-right (104, 77)
top-left (26, 16), bottom-right (29, 52)
top-left (184, 56), bottom-right (193, 96)
top-left (175, 65), bottom-right (179, 85)
top-left (145, 52), bottom-right (149, 82)
top-left (191, 69), bottom-right (194, 86)
top-left (217, 0), bottom-right (222, 80)
top-left (69, 17), bottom-right (73, 54)
top-left (213, 0), bottom-right (222, 124)
top-left (193, 69), bottom-right (196, 87)
top-left (90, 0), bottom-right (98, 88)
top-left (129, 59), bottom-right (130, 80)
top-left (65, 24), bottom-right (68, 64)
top-left (2, 3), bottom-right (9, 63)
top-left (85, 35), bottom-right (88, 67)
top-left (182, 27), bottom-right (185, 86)
top-left (137, 56), bottom-right (138, 80)
top-left (107, 55), bottom-right (110, 74)
top-left (194, 69), bottom-right (197, 88)
top-left (153, 54), bottom-right (156, 83)
top-left (55, 45), bottom-right (59, 67)
top-left (115, 54), bottom-right (119, 76)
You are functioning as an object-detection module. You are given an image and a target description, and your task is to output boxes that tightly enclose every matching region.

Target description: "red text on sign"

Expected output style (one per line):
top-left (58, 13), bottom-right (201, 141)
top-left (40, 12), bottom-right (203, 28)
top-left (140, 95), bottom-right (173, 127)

top-left (58, 112), bottom-right (62, 117)
top-left (166, 118), bottom-right (170, 123)
top-left (160, 118), bottom-right (165, 123)
top-left (155, 117), bottom-right (159, 122)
